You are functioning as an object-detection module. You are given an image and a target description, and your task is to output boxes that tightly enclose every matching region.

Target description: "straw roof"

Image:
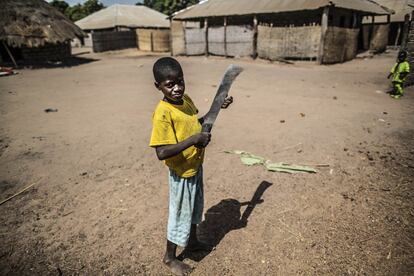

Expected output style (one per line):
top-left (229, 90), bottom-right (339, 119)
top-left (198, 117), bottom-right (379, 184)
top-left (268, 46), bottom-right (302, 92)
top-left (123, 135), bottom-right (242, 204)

top-left (76, 4), bottom-right (170, 30)
top-left (173, 0), bottom-right (391, 20)
top-left (0, 0), bottom-right (85, 48)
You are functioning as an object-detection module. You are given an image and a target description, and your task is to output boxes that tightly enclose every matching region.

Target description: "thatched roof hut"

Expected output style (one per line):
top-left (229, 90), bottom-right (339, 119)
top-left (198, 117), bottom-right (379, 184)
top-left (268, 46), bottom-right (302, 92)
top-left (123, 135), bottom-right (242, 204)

top-left (75, 5), bottom-right (170, 53)
top-left (0, 0), bottom-right (84, 48)
top-left (76, 4), bottom-right (170, 31)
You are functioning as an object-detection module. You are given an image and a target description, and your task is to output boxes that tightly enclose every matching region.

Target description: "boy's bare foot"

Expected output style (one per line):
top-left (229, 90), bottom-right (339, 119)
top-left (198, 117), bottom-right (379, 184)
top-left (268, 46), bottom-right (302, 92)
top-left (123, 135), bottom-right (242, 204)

top-left (163, 255), bottom-right (192, 276)
top-left (186, 241), bottom-right (215, 252)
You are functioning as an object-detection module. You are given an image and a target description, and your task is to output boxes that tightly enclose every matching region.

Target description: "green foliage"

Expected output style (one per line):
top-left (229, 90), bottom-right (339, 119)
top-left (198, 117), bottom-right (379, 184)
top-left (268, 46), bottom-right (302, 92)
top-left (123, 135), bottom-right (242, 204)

top-left (83, 0), bottom-right (105, 15)
top-left (50, 0), bottom-right (69, 15)
top-left (139, 0), bottom-right (199, 16)
top-left (65, 4), bottom-right (87, 22)
top-left (49, 0), bottom-right (105, 22)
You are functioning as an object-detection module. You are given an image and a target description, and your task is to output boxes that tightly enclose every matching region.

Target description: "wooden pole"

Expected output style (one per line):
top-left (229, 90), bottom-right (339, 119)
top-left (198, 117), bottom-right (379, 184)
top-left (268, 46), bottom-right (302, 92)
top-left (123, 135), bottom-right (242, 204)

top-left (352, 13), bottom-right (358, 28)
top-left (318, 6), bottom-right (329, 64)
top-left (2, 41), bottom-right (17, 67)
top-left (395, 24), bottom-right (402, 46)
top-left (169, 19), bottom-right (173, 56)
top-left (204, 18), bottom-right (209, 56)
top-left (369, 15), bottom-right (375, 49)
top-left (252, 15), bottom-right (258, 59)
top-left (184, 21), bottom-right (187, 56)
top-left (401, 13), bottom-right (410, 49)
top-left (224, 17), bottom-right (227, 58)
top-left (150, 32), bottom-right (154, 52)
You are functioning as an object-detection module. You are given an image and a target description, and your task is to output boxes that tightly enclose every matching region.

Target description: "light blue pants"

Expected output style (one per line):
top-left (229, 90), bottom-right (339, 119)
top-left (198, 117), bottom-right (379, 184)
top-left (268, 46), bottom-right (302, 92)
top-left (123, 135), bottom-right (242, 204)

top-left (167, 167), bottom-right (204, 247)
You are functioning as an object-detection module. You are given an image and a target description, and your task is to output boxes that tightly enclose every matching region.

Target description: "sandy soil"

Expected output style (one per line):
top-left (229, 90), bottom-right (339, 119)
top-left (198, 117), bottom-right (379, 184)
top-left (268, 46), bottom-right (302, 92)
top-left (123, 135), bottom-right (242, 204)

top-left (0, 48), bottom-right (413, 275)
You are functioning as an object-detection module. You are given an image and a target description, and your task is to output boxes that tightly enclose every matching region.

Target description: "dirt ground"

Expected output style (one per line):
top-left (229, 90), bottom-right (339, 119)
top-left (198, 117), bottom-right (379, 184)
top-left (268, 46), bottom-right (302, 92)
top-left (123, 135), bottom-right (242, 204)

top-left (0, 48), bottom-right (413, 275)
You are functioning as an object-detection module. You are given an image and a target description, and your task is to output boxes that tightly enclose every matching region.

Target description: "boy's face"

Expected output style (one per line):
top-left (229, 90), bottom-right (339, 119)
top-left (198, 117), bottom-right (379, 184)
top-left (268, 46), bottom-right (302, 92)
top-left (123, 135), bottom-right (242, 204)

top-left (155, 71), bottom-right (185, 104)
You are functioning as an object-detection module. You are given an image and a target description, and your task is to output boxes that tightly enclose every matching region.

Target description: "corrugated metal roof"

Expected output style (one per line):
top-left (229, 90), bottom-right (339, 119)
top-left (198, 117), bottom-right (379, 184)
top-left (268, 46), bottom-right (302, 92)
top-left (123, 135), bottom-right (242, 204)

top-left (363, 0), bottom-right (414, 22)
top-left (173, 0), bottom-right (391, 20)
top-left (76, 4), bottom-right (169, 30)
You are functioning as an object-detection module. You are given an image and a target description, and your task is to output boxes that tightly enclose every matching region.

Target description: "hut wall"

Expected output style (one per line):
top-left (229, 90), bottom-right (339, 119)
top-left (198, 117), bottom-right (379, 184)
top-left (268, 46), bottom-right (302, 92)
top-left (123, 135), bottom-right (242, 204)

top-left (401, 16), bottom-right (414, 86)
top-left (361, 25), bottom-right (371, 50)
top-left (362, 24), bottom-right (390, 52)
top-left (258, 24), bottom-right (321, 60)
top-left (206, 25), bottom-right (253, 57)
top-left (84, 33), bottom-right (93, 47)
top-left (322, 27), bottom-right (359, 64)
top-left (21, 42), bottom-right (71, 63)
top-left (171, 21), bottom-right (185, 55)
top-left (208, 26), bottom-right (225, 56)
top-left (92, 30), bottom-right (137, 52)
top-left (370, 24), bottom-right (390, 52)
top-left (388, 22), bottom-right (404, 46)
top-left (136, 28), bottom-right (170, 52)
top-left (185, 27), bottom-right (205, 55)
top-left (226, 25), bottom-right (254, 57)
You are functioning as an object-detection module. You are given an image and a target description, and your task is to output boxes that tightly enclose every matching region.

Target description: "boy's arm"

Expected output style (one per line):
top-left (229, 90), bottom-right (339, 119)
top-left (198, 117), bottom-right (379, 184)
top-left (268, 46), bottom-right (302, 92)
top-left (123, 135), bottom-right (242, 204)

top-left (155, 132), bottom-right (211, 160)
top-left (400, 72), bottom-right (409, 79)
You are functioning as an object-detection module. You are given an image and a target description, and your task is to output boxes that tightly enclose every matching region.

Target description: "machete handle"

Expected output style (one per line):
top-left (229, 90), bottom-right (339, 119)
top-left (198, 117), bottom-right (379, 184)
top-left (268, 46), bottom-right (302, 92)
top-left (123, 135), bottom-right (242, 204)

top-left (202, 123), bottom-right (213, 133)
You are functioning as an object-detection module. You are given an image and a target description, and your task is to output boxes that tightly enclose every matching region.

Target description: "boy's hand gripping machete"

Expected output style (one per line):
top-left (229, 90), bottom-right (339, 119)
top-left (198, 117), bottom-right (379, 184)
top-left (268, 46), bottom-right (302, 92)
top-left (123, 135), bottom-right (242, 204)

top-left (202, 64), bottom-right (243, 133)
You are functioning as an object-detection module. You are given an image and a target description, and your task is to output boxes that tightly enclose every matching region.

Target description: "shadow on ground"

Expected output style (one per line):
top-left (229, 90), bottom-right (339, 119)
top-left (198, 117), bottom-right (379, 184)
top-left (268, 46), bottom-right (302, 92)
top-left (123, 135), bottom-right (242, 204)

top-left (2, 56), bottom-right (99, 69)
top-left (178, 181), bottom-right (272, 262)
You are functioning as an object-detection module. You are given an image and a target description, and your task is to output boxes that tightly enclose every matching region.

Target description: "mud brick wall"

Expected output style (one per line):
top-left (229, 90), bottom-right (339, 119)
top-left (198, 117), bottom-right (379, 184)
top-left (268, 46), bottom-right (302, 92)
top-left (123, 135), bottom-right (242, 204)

top-left (322, 27), bottom-right (359, 64)
top-left (258, 24), bottom-right (321, 60)
top-left (21, 42), bottom-right (71, 63)
top-left (136, 28), bottom-right (170, 52)
top-left (92, 30), bottom-right (137, 53)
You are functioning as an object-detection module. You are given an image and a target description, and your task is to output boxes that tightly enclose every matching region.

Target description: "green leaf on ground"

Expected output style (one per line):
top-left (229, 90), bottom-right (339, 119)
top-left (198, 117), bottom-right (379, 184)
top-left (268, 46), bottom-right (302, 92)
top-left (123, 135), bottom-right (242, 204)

top-left (224, 150), bottom-right (317, 173)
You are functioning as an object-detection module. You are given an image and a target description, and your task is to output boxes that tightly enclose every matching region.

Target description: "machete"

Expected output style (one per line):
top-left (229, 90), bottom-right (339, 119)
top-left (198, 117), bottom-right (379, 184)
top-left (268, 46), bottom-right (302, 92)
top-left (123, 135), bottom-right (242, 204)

top-left (201, 64), bottom-right (243, 133)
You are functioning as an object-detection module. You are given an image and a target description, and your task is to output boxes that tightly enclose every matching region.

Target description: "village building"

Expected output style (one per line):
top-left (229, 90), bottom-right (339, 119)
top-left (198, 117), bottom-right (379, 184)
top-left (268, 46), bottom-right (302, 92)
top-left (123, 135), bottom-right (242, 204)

top-left (171, 0), bottom-right (390, 64)
top-left (362, 0), bottom-right (414, 52)
top-left (75, 4), bottom-right (170, 53)
top-left (0, 0), bottom-right (84, 66)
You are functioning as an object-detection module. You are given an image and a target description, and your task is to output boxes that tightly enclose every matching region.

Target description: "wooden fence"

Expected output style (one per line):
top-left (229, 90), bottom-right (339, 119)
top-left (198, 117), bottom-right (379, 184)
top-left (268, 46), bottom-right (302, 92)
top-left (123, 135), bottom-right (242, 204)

top-left (258, 24), bottom-right (321, 60)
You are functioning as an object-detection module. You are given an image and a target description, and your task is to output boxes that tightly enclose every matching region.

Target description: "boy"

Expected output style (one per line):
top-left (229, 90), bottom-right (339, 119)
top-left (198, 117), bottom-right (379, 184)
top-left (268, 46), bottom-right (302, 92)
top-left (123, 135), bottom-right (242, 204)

top-left (388, 50), bottom-right (410, 99)
top-left (149, 57), bottom-right (233, 275)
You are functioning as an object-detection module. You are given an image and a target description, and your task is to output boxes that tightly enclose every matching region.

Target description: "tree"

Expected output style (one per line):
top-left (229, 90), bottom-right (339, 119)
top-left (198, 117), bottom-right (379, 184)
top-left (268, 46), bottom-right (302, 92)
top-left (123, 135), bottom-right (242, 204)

top-left (139, 0), bottom-right (199, 16)
top-left (50, 0), bottom-right (69, 15)
top-left (65, 4), bottom-right (87, 22)
top-left (83, 0), bottom-right (105, 15)
top-left (62, 0), bottom-right (105, 22)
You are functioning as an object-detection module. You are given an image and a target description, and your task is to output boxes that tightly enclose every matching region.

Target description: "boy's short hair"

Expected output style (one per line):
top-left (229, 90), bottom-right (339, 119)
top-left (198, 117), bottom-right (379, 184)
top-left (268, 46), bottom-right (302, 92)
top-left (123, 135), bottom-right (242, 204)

top-left (153, 57), bottom-right (183, 83)
top-left (398, 50), bottom-right (408, 59)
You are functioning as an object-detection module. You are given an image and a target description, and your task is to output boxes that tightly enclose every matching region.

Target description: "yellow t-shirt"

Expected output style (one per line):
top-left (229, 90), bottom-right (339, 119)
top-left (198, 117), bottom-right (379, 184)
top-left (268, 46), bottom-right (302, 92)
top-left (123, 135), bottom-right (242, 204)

top-left (149, 94), bottom-right (204, 178)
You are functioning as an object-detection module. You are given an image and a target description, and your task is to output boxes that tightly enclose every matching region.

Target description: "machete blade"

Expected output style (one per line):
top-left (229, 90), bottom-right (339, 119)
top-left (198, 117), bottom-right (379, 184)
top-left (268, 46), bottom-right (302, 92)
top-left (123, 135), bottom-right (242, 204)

top-left (202, 64), bottom-right (243, 133)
